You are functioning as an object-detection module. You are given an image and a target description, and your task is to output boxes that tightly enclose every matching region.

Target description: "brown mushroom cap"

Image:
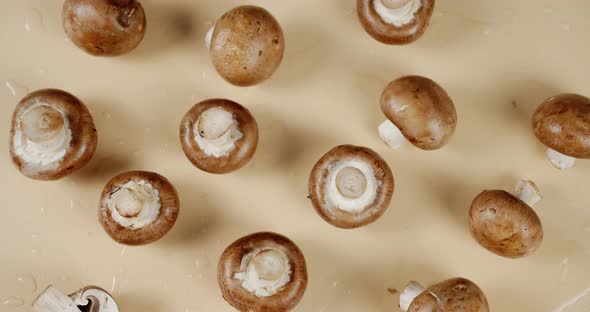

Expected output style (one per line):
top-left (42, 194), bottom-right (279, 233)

top-left (532, 93), bottom-right (590, 159)
top-left (381, 75), bottom-right (457, 150)
top-left (180, 99), bottom-right (259, 174)
top-left (469, 190), bottom-right (543, 258)
top-left (308, 145), bottom-right (394, 229)
top-left (9, 89), bottom-right (97, 181)
top-left (408, 278), bottom-right (489, 312)
top-left (99, 171), bottom-right (180, 245)
top-left (63, 0), bottom-right (146, 56)
top-left (218, 232), bottom-right (308, 312)
top-left (69, 286), bottom-right (119, 312)
top-left (210, 5), bottom-right (285, 86)
top-left (357, 0), bottom-right (435, 45)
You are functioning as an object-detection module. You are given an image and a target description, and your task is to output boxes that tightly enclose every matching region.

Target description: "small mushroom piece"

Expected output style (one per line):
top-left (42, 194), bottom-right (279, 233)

top-left (180, 99), bottom-right (258, 174)
top-left (469, 180), bottom-right (544, 258)
top-left (206, 5), bottom-right (285, 86)
top-left (308, 145), bottom-right (394, 229)
top-left (9, 89), bottom-right (97, 181)
top-left (99, 171), bottom-right (180, 245)
top-left (357, 0), bottom-right (435, 45)
top-left (33, 285), bottom-right (118, 312)
top-left (63, 0), bottom-right (146, 56)
top-left (218, 232), bottom-right (308, 312)
top-left (378, 75), bottom-right (457, 151)
top-left (399, 278), bottom-right (489, 312)
top-left (532, 93), bottom-right (590, 170)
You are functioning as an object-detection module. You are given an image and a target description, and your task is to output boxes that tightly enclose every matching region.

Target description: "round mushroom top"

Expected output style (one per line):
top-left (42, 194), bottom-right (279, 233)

top-left (357, 0), bottom-right (435, 45)
top-left (210, 5), bottom-right (285, 86)
top-left (381, 75), bottom-right (457, 150)
top-left (469, 190), bottom-right (543, 259)
top-left (408, 278), bottom-right (489, 312)
top-left (62, 0), bottom-right (146, 56)
top-left (9, 89), bottom-right (97, 181)
top-left (99, 171), bottom-right (179, 246)
top-left (69, 286), bottom-right (119, 312)
top-left (532, 93), bottom-right (590, 159)
top-left (309, 145), bottom-right (394, 229)
top-left (218, 232), bottom-right (307, 312)
top-left (180, 99), bottom-right (259, 174)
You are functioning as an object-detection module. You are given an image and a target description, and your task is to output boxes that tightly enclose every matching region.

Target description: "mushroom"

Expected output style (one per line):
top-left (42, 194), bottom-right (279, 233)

top-left (180, 99), bottom-right (259, 174)
top-left (205, 5), bottom-right (285, 86)
top-left (469, 180), bottom-right (544, 258)
top-left (308, 145), bottom-right (394, 229)
top-left (99, 171), bottom-right (180, 245)
top-left (33, 285), bottom-right (118, 312)
top-left (357, 0), bottom-right (435, 45)
top-left (63, 0), bottom-right (146, 56)
top-left (398, 278), bottom-right (489, 312)
top-left (378, 75), bottom-right (457, 150)
top-left (532, 93), bottom-right (590, 170)
top-left (218, 232), bottom-right (308, 312)
top-left (9, 89), bottom-right (97, 181)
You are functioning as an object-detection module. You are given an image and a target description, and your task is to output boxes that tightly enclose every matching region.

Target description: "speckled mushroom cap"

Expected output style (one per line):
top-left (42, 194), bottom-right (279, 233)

top-left (357, 0), bottom-right (435, 45)
top-left (308, 145), bottom-right (394, 229)
top-left (469, 190), bottom-right (543, 258)
top-left (99, 171), bottom-right (179, 246)
top-left (408, 278), bottom-right (489, 312)
top-left (9, 89), bottom-right (97, 181)
top-left (180, 99), bottom-right (259, 174)
top-left (210, 5), bottom-right (285, 86)
top-left (532, 93), bottom-right (590, 158)
top-left (63, 0), bottom-right (146, 56)
top-left (218, 232), bottom-right (308, 312)
top-left (381, 75), bottom-right (457, 150)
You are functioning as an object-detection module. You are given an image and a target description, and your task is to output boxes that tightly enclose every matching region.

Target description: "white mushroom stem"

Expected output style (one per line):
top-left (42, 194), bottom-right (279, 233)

top-left (327, 160), bottom-right (379, 213)
top-left (399, 281), bottom-right (426, 312)
top-left (205, 25), bottom-right (215, 50)
top-left (547, 148), bottom-right (576, 170)
top-left (378, 120), bottom-right (405, 149)
top-left (373, 0), bottom-right (422, 27)
top-left (33, 286), bottom-right (81, 312)
top-left (69, 287), bottom-right (119, 312)
top-left (106, 180), bottom-right (161, 229)
top-left (194, 107), bottom-right (243, 158)
top-left (514, 180), bottom-right (542, 207)
top-left (234, 248), bottom-right (292, 298)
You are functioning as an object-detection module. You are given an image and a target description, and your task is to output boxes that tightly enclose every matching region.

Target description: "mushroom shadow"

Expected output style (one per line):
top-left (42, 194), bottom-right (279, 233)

top-left (116, 292), bottom-right (163, 312)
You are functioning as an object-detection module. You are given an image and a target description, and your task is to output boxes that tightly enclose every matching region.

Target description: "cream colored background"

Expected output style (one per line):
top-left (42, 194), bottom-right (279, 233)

top-left (1, 0), bottom-right (590, 311)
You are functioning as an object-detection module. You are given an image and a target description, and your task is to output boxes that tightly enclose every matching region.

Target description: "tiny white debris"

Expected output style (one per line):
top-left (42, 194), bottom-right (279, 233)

top-left (373, 0), bottom-right (422, 27)
top-left (513, 180), bottom-right (542, 207)
top-left (547, 148), bottom-right (576, 170)
top-left (552, 287), bottom-right (590, 312)
top-left (399, 281), bottom-right (426, 312)
top-left (560, 258), bottom-right (569, 282)
top-left (5, 80), bottom-right (30, 98)
top-left (378, 120), bottom-right (405, 149)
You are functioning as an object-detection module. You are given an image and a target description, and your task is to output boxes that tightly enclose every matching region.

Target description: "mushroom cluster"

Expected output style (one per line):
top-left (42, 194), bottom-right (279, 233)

top-left (33, 285), bottom-right (118, 312)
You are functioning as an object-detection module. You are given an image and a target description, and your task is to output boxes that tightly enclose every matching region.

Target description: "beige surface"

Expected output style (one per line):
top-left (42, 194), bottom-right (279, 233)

top-left (1, 0), bottom-right (590, 311)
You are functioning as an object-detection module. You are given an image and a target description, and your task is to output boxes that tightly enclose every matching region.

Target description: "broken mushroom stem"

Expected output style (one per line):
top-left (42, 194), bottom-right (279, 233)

top-left (33, 285), bottom-right (118, 312)
top-left (547, 148), bottom-right (577, 170)
top-left (513, 179), bottom-right (542, 207)
top-left (399, 281), bottom-right (427, 312)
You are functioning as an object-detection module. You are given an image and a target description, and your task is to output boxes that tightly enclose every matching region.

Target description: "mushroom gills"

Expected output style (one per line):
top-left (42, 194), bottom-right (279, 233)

top-left (399, 281), bottom-right (426, 312)
top-left (106, 180), bottom-right (160, 229)
top-left (194, 107), bottom-right (243, 157)
top-left (378, 119), bottom-right (405, 149)
top-left (373, 0), bottom-right (422, 27)
top-left (13, 104), bottom-right (72, 166)
top-left (327, 160), bottom-right (380, 213)
top-left (234, 248), bottom-right (292, 297)
top-left (70, 287), bottom-right (119, 312)
top-left (513, 180), bottom-right (542, 207)
top-left (547, 148), bottom-right (576, 170)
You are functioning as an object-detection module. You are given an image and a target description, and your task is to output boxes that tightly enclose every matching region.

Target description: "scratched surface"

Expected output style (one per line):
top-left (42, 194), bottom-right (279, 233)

top-left (1, 0), bottom-right (590, 311)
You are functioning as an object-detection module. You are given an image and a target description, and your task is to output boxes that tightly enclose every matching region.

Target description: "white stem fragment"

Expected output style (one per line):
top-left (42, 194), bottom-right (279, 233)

top-left (513, 180), bottom-right (542, 207)
top-left (547, 148), bottom-right (576, 170)
top-left (399, 281), bottom-right (426, 312)
top-left (205, 25), bottom-right (215, 50)
top-left (551, 286), bottom-right (590, 312)
top-left (378, 120), bottom-right (405, 149)
top-left (33, 286), bottom-right (81, 312)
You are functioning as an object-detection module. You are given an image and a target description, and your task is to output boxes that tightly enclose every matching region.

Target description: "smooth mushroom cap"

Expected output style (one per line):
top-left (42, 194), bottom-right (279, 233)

top-left (99, 171), bottom-right (180, 245)
top-left (210, 5), bottom-right (285, 86)
top-left (408, 278), bottom-right (489, 312)
top-left (9, 89), bottom-right (97, 181)
top-left (532, 93), bottom-right (590, 159)
top-left (69, 286), bottom-right (119, 312)
top-left (218, 232), bottom-right (308, 312)
top-left (308, 145), bottom-right (394, 229)
top-left (180, 99), bottom-right (259, 174)
top-left (63, 0), bottom-right (146, 56)
top-left (381, 75), bottom-right (457, 150)
top-left (469, 190), bottom-right (543, 258)
top-left (357, 0), bottom-right (435, 45)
